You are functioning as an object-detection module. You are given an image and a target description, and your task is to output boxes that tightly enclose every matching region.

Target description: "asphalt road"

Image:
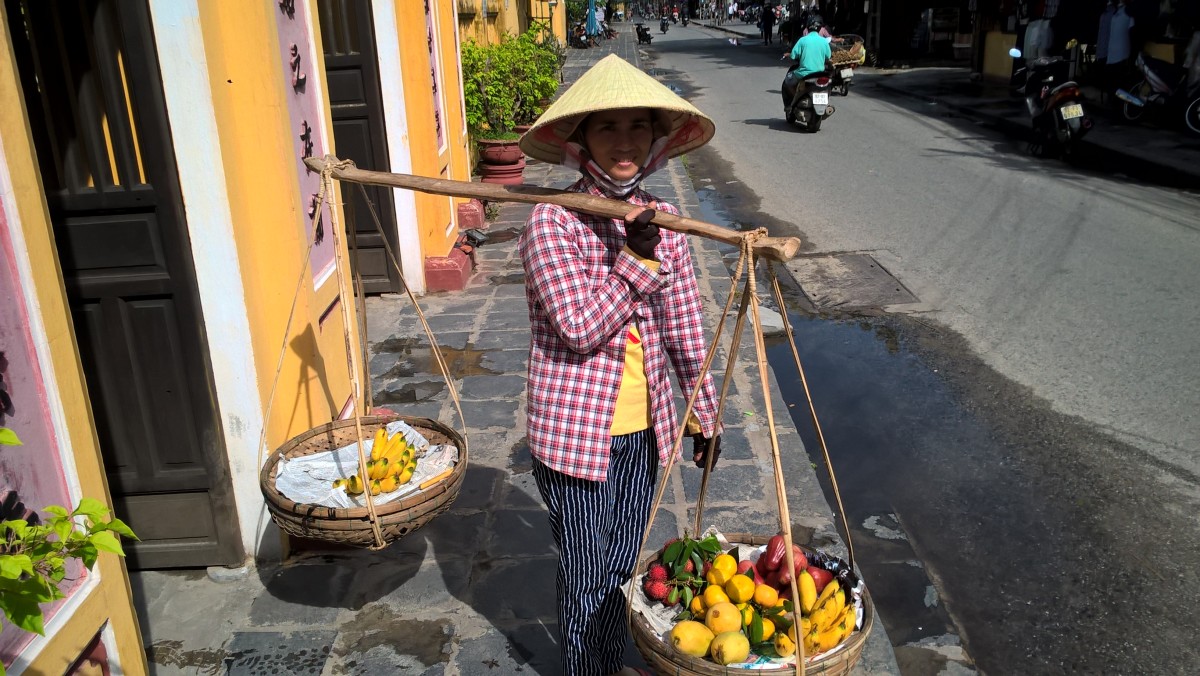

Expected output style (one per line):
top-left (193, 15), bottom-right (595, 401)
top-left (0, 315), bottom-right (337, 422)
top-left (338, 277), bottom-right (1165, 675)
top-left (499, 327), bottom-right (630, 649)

top-left (638, 22), bottom-right (1200, 675)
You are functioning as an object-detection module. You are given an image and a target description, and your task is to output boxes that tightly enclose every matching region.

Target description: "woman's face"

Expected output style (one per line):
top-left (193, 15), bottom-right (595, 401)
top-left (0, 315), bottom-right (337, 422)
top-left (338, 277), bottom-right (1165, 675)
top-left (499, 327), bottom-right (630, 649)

top-left (581, 108), bottom-right (656, 182)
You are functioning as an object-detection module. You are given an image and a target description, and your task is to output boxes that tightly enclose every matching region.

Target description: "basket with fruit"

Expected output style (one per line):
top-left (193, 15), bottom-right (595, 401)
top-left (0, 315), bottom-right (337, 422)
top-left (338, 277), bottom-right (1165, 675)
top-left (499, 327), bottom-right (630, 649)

top-left (260, 414), bottom-right (466, 549)
top-left (630, 532), bottom-right (874, 675)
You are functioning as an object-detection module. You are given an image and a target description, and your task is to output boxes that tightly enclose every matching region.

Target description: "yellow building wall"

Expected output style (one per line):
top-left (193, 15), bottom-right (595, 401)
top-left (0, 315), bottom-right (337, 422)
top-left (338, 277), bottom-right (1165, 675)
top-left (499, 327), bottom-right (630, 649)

top-left (982, 30), bottom-right (1017, 82)
top-left (457, 1), bottom-right (506, 46)
top-left (441, 2), bottom-right (475, 214)
top-left (195, 2), bottom-right (359, 452)
top-left (530, 0), bottom-right (568, 43)
top-left (0, 13), bottom-right (145, 675)
top-left (397, 0), bottom-right (465, 259)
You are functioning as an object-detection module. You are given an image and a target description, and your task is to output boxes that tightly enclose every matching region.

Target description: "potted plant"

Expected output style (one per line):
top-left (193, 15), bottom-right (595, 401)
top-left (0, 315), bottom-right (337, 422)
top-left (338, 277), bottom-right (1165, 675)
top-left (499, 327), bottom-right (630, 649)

top-left (0, 427), bottom-right (137, 642)
top-left (462, 26), bottom-right (565, 183)
top-left (512, 23), bottom-right (565, 133)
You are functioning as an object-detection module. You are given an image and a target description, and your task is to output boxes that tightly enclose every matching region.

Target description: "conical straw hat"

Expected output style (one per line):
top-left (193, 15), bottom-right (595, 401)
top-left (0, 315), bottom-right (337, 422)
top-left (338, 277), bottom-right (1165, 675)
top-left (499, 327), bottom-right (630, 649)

top-left (519, 54), bottom-right (715, 165)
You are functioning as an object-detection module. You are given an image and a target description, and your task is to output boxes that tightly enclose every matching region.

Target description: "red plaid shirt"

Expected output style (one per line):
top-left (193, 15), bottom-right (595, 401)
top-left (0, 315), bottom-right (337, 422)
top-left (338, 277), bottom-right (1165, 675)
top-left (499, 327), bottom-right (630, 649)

top-left (518, 175), bottom-right (720, 481)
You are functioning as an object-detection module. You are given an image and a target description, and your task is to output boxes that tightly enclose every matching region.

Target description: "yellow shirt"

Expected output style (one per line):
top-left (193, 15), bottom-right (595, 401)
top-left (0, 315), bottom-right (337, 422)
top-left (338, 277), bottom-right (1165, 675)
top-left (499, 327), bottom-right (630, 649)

top-left (611, 323), bottom-right (652, 435)
top-left (609, 249), bottom-right (703, 438)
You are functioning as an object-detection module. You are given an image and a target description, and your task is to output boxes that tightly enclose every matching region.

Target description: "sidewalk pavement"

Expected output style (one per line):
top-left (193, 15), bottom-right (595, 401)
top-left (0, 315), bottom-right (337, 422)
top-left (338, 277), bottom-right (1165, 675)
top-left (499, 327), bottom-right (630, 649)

top-left (704, 20), bottom-right (1200, 188)
top-left (129, 28), bottom-right (902, 676)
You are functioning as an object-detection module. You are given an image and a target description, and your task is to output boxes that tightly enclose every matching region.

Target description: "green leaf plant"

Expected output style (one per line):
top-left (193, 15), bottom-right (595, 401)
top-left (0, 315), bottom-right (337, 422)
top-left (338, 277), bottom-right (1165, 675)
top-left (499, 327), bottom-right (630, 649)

top-left (462, 24), bottom-right (564, 140)
top-left (0, 428), bottom-right (138, 669)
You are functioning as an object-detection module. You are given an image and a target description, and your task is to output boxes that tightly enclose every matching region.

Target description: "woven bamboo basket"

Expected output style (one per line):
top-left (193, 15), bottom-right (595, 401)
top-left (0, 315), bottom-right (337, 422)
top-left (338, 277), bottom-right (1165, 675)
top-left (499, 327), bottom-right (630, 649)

top-left (259, 414), bottom-right (466, 548)
top-left (631, 533), bottom-right (874, 676)
top-left (830, 37), bottom-right (866, 67)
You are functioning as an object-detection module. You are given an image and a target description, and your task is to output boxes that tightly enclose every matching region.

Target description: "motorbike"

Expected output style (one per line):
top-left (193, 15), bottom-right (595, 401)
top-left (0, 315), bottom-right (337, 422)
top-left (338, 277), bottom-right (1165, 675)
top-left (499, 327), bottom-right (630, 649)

top-left (829, 34), bottom-right (865, 96)
top-left (660, 16), bottom-right (669, 34)
top-left (681, 13), bottom-right (689, 27)
top-left (830, 63), bottom-right (854, 96)
top-left (1116, 52), bottom-right (1200, 137)
top-left (782, 60), bottom-right (835, 132)
top-left (1010, 49), bottom-right (1092, 156)
top-left (635, 23), bottom-right (654, 45)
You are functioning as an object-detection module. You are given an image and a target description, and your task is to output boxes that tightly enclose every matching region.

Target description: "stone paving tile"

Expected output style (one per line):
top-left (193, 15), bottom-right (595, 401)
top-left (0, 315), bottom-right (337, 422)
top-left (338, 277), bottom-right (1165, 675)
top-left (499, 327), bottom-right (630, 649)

top-left (373, 377), bottom-right (449, 406)
top-left (452, 626), bottom-right (558, 675)
top-left (357, 553), bottom-right (474, 609)
top-left (248, 564), bottom-right (357, 625)
top-left (471, 558), bottom-right (559, 620)
top-left (479, 348), bottom-right (528, 374)
top-left (487, 509), bottom-right (556, 557)
top-left (458, 397), bottom-right (522, 429)
top-left (451, 464), bottom-right (503, 511)
top-left (224, 630), bottom-right (336, 675)
top-left (679, 462), bottom-right (768, 504)
top-left (458, 373), bottom-right (526, 400)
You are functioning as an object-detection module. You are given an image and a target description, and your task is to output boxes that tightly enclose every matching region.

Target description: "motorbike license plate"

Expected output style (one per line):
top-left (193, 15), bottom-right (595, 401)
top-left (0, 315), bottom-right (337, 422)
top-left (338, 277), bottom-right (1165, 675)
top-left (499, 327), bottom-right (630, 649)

top-left (1060, 103), bottom-right (1084, 120)
top-left (812, 92), bottom-right (829, 105)
top-left (840, 68), bottom-right (854, 79)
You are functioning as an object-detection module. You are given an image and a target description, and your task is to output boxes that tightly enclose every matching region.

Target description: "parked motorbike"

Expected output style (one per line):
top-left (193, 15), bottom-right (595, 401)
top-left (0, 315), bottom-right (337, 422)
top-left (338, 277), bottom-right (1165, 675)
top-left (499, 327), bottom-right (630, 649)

top-left (635, 23), bottom-right (654, 45)
top-left (660, 16), bottom-right (669, 34)
top-left (1010, 49), bottom-right (1092, 156)
top-left (1116, 52), bottom-right (1200, 137)
top-left (782, 61), bottom-right (835, 132)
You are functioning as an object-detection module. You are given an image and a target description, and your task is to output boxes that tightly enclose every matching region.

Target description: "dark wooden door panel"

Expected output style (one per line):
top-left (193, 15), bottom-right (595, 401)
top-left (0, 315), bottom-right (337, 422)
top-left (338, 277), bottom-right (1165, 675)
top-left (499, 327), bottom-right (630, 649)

top-left (320, 0), bottom-right (399, 294)
top-left (7, 0), bottom-right (242, 567)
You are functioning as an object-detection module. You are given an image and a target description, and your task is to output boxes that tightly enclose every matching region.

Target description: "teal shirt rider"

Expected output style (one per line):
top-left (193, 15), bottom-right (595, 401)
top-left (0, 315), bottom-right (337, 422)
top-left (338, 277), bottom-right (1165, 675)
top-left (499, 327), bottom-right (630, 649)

top-left (789, 32), bottom-right (832, 78)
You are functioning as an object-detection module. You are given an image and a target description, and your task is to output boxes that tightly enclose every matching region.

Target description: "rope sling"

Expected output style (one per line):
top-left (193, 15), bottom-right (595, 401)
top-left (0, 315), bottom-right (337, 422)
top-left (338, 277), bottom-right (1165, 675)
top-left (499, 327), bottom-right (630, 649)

top-left (260, 155), bottom-right (866, 673)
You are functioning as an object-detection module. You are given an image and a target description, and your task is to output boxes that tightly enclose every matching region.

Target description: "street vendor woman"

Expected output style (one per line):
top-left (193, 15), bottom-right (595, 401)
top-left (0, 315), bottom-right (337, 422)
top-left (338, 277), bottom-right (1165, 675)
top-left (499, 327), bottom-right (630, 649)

top-left (517, 54), bottom-right (724, 676)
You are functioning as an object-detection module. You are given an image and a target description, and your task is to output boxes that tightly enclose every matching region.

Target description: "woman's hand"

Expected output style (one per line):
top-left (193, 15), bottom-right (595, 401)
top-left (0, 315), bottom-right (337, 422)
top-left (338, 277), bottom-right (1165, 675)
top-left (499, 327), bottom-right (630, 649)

top-left (624, 202), bottom-right (661, 260)
top-left (692, 433), bottom-right (722, 470)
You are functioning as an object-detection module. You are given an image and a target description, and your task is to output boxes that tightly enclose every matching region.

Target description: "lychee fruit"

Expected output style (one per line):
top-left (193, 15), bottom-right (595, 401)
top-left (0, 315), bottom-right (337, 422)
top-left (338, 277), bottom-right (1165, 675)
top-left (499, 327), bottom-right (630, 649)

top-left (684, 559), bottom-right (695, 574)
top-left (648, 563), bottom-right (669, 582)
top-left (643, 578), bottom-right (670, 602)
top-left (702, 560), bottom-right (713, 576)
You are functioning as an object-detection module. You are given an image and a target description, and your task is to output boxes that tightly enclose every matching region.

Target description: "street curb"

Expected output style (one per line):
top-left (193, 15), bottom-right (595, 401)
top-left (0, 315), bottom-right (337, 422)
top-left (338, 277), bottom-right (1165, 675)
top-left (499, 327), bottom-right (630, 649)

top-left (874, 78), bottom-right (1200, 189)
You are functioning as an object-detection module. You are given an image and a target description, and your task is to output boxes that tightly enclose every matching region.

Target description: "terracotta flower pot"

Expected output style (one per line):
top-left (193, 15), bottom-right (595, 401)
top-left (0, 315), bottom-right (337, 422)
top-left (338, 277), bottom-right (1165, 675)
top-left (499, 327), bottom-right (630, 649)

top-left (478, 157), bottom-right (526, 185)
top-left (477, 138), bottom-right (523, 165)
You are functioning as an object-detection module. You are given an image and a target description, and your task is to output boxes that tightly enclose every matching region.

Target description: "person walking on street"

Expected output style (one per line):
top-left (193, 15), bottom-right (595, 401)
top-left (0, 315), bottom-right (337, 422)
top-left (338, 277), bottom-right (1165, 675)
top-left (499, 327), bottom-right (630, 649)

top-left (517, 54), bottom-right (724, 676)
top-left (761, 3), bottom-right (777, 45)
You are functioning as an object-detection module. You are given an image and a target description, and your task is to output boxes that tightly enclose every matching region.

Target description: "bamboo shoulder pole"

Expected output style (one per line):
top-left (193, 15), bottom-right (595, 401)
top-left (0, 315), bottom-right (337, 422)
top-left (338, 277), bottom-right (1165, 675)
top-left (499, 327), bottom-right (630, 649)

top-left (304, 156), bottom-right (801, 262)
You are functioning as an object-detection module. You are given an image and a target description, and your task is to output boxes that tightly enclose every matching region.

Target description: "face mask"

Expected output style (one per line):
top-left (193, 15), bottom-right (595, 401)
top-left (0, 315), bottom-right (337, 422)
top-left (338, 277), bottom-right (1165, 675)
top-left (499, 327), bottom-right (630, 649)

top-left (562, 136), bottom-right (672, 198)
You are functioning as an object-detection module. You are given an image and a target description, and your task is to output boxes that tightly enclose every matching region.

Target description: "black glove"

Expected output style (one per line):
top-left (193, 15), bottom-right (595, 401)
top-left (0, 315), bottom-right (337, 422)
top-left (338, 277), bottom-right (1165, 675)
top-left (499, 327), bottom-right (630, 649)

top-left (625, 208), bottom-right (661, 260)
top-left (692, 433), bottom-right (722, 470)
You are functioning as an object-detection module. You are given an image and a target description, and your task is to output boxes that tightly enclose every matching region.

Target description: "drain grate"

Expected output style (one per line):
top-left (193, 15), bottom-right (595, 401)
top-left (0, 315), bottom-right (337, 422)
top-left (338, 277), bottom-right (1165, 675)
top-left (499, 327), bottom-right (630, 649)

top-left (784, 253), bottom-right (918, 310)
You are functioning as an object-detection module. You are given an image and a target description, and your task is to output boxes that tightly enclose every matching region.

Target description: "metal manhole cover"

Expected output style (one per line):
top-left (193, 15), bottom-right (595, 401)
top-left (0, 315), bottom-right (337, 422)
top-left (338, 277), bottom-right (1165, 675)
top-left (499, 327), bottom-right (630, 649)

top-left (784, 253), bottom-right (918, 310)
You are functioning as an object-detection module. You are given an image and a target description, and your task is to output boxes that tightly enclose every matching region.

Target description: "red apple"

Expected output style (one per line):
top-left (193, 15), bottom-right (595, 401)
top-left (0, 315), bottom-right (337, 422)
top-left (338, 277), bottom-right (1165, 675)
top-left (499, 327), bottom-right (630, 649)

top-left (807, 566), bottom-right (834, 594)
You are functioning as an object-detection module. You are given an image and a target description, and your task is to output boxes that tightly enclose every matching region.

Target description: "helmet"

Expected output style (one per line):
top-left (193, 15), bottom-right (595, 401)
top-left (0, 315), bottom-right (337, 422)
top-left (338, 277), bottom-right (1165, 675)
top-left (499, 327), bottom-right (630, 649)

top-left (807, 15), bottom-right (825, 33)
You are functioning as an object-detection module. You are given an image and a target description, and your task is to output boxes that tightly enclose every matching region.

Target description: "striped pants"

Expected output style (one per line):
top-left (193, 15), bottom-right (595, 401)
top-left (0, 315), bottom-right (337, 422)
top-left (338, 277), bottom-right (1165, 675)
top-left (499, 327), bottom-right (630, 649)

top-left (533, 429), bottom-right (658, 676)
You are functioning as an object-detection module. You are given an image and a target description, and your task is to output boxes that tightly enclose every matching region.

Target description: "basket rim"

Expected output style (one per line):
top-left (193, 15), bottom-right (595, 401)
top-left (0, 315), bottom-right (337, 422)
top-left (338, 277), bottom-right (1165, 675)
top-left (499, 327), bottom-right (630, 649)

top-left (630, 532), bottom-right (875, 672)
top-left (258, 414), bottom-right (468, 520)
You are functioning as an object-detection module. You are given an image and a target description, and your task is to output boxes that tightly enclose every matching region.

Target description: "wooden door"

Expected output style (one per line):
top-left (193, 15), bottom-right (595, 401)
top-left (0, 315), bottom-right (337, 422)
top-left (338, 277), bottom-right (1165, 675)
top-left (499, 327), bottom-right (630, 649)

top-left (5, 0), bottom-right (243, 568)
top-left (319, 0), bottom-right (401, 294)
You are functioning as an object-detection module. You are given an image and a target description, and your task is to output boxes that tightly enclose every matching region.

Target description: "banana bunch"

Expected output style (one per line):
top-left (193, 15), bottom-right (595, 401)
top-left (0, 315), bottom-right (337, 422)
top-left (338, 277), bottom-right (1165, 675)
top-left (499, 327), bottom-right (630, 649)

top-left (331, 427), bottom-right (419, 497)
top-left (799, 579), bottom-right (855, 656)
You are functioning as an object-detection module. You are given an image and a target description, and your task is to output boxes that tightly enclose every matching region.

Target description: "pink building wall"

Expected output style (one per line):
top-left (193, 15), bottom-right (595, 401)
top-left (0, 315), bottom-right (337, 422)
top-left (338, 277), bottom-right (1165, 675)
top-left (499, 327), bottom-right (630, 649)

top-left (0, 195), bottom-right (81, 663)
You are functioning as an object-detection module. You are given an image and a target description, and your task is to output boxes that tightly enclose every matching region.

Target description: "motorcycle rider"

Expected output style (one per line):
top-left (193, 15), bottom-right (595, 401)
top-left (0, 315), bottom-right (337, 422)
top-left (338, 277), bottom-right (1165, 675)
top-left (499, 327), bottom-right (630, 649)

top-left (789, 17), bottom-right (832, 79)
